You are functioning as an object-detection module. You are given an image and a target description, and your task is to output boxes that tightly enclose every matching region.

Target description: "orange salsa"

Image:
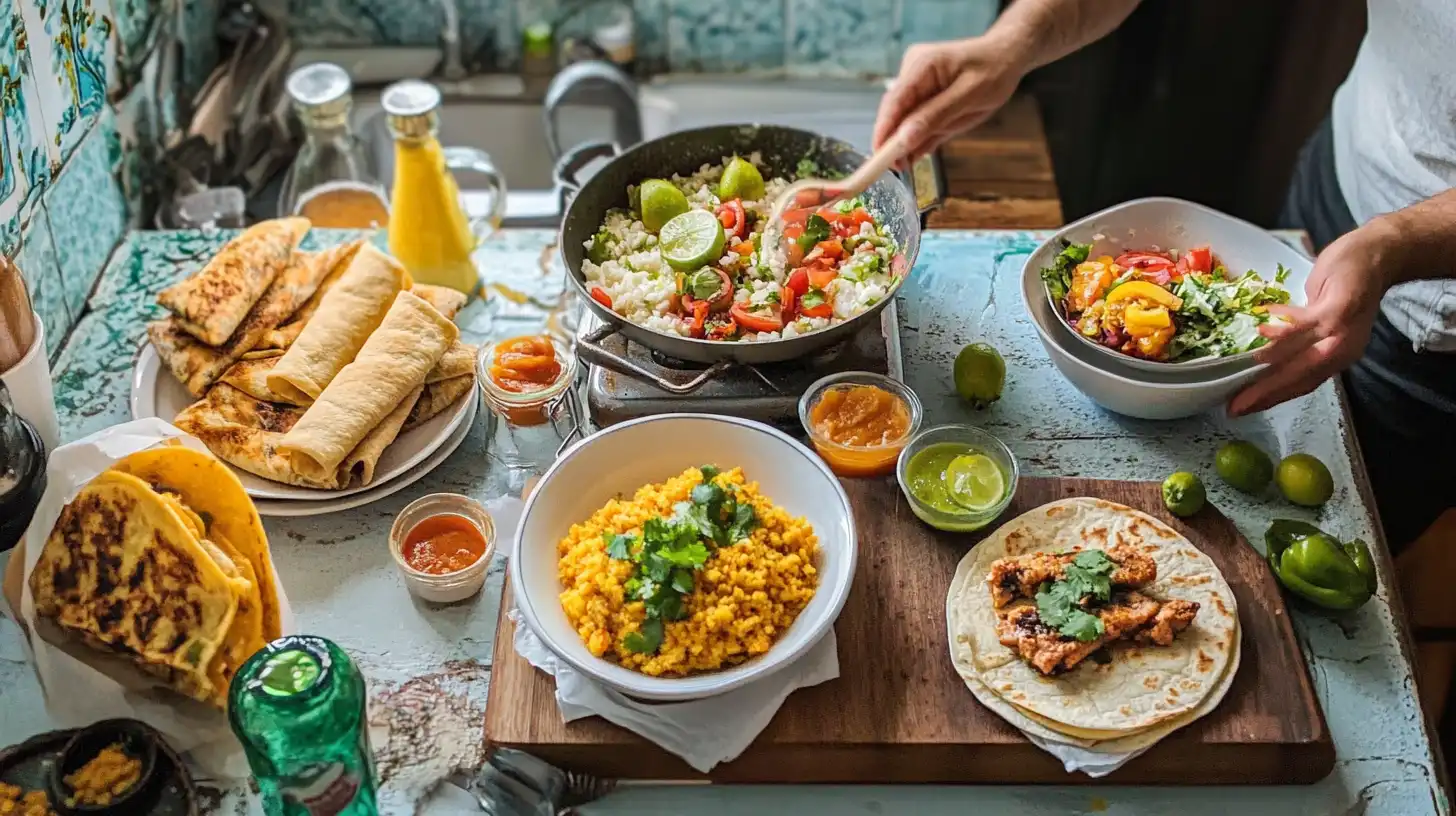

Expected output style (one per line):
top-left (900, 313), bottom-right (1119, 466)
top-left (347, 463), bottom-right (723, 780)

top-left (402, 514), bottom-right (488, 575)
top-left (807, 384), bottom-right (914, 477)
top-left (487, 335), bottom-right (564, 427)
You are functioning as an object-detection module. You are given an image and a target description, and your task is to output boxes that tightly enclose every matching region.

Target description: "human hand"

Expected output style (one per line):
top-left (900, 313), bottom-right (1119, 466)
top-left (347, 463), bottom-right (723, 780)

top-left (873, 37), bottom-right (1024, 162)
top-left (1228, 224), bottom-right (1400, 416)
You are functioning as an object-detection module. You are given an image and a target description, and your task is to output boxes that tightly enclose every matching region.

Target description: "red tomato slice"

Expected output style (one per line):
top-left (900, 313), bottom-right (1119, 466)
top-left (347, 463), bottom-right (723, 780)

top-left (807, 263), bottom-right (838, 289)
top-left (785, 268), bottom-right (810, 296)
top-left (1181, 245), bottom-right (1213, 275)
top-left (816, 239), bottom-right (845, 260)
top-left (800, 300), bottom-right (833, 319)
top-left (715, 199), bottom-right (747, 240)
top-left (1114, 252), bottom-right (1175, 270)
top-left (781, 208), bottom-right (809, 227)
top-left (589, 286), bottom-right (613, 309)
top-left (782, 287), bottom-right (798, 322)
top-left (730, 302), bottom-right (784, 333)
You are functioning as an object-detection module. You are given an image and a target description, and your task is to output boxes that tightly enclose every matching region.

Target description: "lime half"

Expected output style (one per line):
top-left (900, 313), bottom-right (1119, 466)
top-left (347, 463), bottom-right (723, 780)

top-left (659, 209), bottom-right (726, 271)
top-left (719, 157), bottom-right (766, 202)
top-left (640, 179), bottom-right (690, 233)
top-left (944, 453), bottom-right (1005, 512)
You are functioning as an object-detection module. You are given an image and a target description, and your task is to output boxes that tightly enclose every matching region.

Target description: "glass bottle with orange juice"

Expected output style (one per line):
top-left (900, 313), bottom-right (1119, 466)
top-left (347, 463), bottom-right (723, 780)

top-left (380, 80), bottom-right (507, 295)
top-left (279, 62), bottom-right (390, 229)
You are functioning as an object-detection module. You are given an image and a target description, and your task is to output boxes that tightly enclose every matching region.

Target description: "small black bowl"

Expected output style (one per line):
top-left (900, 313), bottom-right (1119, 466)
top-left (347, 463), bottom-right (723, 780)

top-left (48, 719), bottom-right (161, 815)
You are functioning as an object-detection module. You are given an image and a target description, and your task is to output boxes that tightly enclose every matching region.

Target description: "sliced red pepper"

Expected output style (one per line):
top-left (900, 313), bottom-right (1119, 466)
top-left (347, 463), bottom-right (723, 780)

top-left (589, 286), bottom-right (613, 309)
top-left (785, 268), bottom-right (810, 296)
top-left (800, 299), bottom-right (833, 319)
top-left (687, 299), bottom-right (710, 338)
top-left (715, 199), bottom-right (747, 240)
top-left (730, 302), bottom-right (784, 334)
top-left (782, 287), bottom-right (799, 322)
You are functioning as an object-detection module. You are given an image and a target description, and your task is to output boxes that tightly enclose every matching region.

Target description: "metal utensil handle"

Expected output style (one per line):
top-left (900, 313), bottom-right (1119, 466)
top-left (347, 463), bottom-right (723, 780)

top-left (443, 146), bottom-right (508, 240)
top-left (575, 324), bottom-right (737, 395)
top-left (551, 140), bottom-right (621, 207)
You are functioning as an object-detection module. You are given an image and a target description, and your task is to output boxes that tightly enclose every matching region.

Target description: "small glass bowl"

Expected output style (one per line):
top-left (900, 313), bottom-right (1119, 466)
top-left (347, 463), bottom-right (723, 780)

top-left (895, 424), bottom-right (1019, 532)
top-left (798, 371), bottom-right (924, 478)
top-left (476, 336), bottom-right (577, 428)
top-left (389, 493), bottom-right (496, 603)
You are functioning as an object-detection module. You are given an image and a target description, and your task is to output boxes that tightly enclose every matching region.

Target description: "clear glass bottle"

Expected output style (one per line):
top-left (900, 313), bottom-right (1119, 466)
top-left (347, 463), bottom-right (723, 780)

top-left (278, 62), bottom-right (390, 229)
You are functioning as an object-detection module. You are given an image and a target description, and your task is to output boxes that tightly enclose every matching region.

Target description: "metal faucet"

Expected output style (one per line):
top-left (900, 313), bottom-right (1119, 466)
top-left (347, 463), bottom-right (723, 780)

top-left (437, 0), bottom-right (467, 80)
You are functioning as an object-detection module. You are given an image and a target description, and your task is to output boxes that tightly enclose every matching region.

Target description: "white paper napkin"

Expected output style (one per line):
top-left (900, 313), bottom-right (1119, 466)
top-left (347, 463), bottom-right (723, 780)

top-left (510, 611), bottom-right (839, 773)
top-left (1026, 732), bottom-right (1151, 777)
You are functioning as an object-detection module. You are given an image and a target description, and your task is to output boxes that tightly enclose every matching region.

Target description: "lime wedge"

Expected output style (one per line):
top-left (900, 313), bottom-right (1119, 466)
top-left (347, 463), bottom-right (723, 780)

top-left (640, 179), bottom-right (691, 233)
top-left (943, 453), bottom-right (1005, 512)
top-left (659, 209), bottom-right (726, 271)
top-left (719, 157), bottom-right (766, 202)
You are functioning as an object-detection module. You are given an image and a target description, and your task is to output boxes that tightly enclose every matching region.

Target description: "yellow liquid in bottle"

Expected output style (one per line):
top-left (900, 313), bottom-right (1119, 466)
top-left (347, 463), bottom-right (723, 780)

top-left (387, 135), bottom-right (479, 294)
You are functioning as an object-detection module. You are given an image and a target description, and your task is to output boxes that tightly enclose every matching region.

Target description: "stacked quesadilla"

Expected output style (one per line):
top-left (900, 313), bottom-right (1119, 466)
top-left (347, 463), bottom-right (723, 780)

top-left (148, 219), bottom-right (476, 490)
top-left (28, 445), bottom-right (283, 708)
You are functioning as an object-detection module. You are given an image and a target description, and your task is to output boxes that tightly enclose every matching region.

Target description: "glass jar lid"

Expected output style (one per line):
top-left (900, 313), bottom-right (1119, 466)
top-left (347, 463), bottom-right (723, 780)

top-left (382, 80), bottom-right (442, 140)
top-left (287, 62), bottom-right (353, 123)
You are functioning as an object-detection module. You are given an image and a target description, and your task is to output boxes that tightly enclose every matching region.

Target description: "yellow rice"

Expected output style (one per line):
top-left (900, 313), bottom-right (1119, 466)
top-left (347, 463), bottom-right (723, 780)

top-left (557, 466), bottom-right (820, 676)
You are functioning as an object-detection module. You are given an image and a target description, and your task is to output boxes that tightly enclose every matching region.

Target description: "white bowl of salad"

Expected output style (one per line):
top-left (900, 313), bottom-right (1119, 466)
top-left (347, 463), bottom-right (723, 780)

top-left (1025, 197), bottom-right (1314, 375)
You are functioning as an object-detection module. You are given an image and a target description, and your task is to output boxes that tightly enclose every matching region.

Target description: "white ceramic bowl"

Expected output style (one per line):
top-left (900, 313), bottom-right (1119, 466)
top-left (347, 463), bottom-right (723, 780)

top-left (1025, 197), bottom-right (1314, 375)
top-left (511, 414), bottom-right (857, 701)
top-left (1022, 262), bottom-right (1264, 419)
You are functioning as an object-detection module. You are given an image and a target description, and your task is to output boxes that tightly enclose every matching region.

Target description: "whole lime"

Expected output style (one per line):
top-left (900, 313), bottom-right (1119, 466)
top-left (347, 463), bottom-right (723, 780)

top-left (1161, 471), bottom-right (1207, 517)
top-left (1276, 453), bottom-right (1334, 507)
top-left (1214, 440), bottom-right (1274, 494)
top-left (639, 179), bottom-right (691, 233)
top-left (953, 343), bottom-right (1006, 408)
top-left (718, 156), bottom-right (766, 202)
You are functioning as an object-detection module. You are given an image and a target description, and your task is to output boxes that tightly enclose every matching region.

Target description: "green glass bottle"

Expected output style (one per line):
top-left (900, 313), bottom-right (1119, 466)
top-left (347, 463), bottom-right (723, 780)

top-left (229, 636), bottom-right (379, 816)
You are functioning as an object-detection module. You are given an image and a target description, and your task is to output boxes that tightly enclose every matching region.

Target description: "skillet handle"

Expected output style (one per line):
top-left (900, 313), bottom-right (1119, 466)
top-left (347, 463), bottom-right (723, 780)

top-left (575, 323), bottom-right (736, 395)
top-left (553, 141), bottom-right (621, 210)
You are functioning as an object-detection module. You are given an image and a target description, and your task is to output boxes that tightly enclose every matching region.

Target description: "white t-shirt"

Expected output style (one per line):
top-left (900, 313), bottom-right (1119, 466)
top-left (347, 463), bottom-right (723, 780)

top-left (1331, 0), bottom-right (1456, 352)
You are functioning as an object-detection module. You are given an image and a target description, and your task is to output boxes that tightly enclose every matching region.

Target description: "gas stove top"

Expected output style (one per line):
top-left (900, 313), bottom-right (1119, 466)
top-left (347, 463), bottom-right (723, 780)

top-left (576, 301), bottom-right (903, 431)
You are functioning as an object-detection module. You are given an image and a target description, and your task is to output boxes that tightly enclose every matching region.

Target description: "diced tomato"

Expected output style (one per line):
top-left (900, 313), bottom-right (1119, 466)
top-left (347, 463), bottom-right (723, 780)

top-left (1181, 245), bottom-right (1213, 275)
top-left (815, 239), bottom-right (844, 260)
top-left (687, 300), bottom-right (710, 338)
top-left (785, 268), bottom-right (810, 296)
top-left (1114, 251), bottom-right (1175, 269)
top-left (589, 286), bottom-right (613, 309)
top-left (781, 208), bottom-right (810, 227)
top-left (800, 299), bottom-right (833, 319)
top-left (730, 241), bottom-right (754, 256)
top-left (807, 263), bottom-right (838, 289)
top-left (785, 238), bottom-right (805, 267)
top-left (890, 254), bottom-right (908, 278)
top-left (782, 287), bottom-right (799, 322)
top-left (715, 199), bottom-right (747, 240)
top-left (730, 302), bottom-right (784, 334)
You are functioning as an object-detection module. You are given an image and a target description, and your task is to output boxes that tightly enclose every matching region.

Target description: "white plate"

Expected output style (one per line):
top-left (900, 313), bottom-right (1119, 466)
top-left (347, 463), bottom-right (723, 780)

top-left (251, 394), bottom-right (477, 517)
top-left (131, 342), bottom-right (477, 500)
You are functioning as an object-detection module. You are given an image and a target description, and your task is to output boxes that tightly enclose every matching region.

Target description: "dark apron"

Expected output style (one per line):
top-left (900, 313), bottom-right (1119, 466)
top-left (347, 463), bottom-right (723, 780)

top-left (1279, 118), bottom-right (1456, 553)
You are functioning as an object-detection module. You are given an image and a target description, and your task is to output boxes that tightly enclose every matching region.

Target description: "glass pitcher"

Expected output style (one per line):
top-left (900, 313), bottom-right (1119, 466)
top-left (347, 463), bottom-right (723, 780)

top-left (381, 80), bottom-right (508, 295)
top-left (278, 62), bottom-right (390, 228)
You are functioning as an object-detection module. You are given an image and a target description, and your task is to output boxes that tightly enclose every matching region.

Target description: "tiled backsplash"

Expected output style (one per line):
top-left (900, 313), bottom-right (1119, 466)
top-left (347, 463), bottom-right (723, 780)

top-left (285, 0), bottom-right (998, 77)
top-left (3, 0), bottom-right (215, 362)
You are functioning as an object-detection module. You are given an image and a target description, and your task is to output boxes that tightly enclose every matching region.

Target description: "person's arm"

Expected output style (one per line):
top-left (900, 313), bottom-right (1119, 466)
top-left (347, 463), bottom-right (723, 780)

top-left (875, 0), bottom-right (1144, 157)
top-left (1229, 188), bottom-right (1456, 416)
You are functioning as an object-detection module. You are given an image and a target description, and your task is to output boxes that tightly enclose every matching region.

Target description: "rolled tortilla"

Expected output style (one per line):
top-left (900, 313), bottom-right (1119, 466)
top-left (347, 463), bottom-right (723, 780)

top-left (224, 340), bottom-right (473, 401)
top-left (261, 279), bottom-right (467, 352)
top-left (148, 245), bottom-right (347, 396)
top-left (265, 244), bottom-right (411, 405)
top-left (341, 385), bottom-right (424, 486)
top-left (158, 217), bottom-right (310, 345)
top-left (427, 342), bottom-right (476, 384)
top-left (404, 374), bottom-right (474, 431)
top-left (279, 291), bottom-right (459, 484)
top-left (410, 284), bottom-right (469, 320)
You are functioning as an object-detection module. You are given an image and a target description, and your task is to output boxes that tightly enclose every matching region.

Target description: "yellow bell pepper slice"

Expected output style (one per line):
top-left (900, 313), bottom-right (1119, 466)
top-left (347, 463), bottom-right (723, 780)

top-left (1105, 280), bottom-right (1183, 310)
top-left (1124, 302), bottom-right (1173, 336)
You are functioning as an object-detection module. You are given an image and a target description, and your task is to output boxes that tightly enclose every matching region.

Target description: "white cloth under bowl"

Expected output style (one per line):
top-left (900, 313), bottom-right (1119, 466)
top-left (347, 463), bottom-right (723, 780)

top-left (510, 610), bottom-right (840, 773)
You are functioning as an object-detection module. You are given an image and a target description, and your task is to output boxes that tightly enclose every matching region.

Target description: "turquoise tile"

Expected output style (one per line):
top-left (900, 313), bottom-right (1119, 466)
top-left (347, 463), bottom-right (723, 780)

top-left (179, 0), bottom-right (219, 98)
top-left (787, 0), bottom-right (897, 78)
top-left (15, 209), bottom-right (69, 361)
top-left (460, 0), bottom-right (514, 70)
top-left (667, 0), bottom-right (785, 73)
top-left (43, 111), bottom-right (127, 321)
top-left (110, 0), bottom-right (161, 90)
top-left (896, 0), bottom-right (995, 68)
top-left (287, 0), bottom-right (445, 47)
top-left (1, 9), bottom-right (63, 226)
top-left (18, 0), bottom-right (114, 164)
top-left (633, 0), bottom-right (667, 73)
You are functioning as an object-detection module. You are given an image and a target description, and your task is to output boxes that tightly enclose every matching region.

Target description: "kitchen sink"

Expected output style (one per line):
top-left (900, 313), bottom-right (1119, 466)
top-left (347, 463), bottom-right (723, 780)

top-left (352, 74), bottom-right (931, 228)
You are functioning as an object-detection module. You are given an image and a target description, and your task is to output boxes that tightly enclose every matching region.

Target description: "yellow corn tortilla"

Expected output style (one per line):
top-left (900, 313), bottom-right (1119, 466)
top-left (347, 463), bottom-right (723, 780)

top-left (265, 243), bottom-right (412, 405)
top-left (157, 218), bottom-right (310, 346)
top-left (278, 291), bottom-right (458, 484)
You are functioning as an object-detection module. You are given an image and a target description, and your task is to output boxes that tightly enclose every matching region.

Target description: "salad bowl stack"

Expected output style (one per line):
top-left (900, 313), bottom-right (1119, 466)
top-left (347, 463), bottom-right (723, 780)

top-left (1020, 198), bottom-right (1315, 420)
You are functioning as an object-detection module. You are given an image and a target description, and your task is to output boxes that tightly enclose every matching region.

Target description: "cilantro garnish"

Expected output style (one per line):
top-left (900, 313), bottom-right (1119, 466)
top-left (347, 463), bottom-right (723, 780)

top-left (801, 289), bottom-right (827, 309)
top-left (1034, 550), bottom-right (1118, 642)
top-left (605, 465), bottom-right (759, 654)
top-left (798, 214), bottom-right (832, 253)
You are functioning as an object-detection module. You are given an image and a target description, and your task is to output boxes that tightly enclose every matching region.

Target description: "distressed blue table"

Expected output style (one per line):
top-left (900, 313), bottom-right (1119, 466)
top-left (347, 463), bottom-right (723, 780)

top-left (0, 229), bottom-right (1444, 816)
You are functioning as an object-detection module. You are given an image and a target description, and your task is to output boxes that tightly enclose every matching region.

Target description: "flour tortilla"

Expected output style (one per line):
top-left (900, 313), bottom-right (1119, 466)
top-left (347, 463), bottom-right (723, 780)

top-left (404, 374), bottom-right (473, 430)
top-left (265, 243), bottom-right (411, 405)
top-left (256, 239), bottom-right (367, 350)
top-left (278, 290), bottom-right (457, 484)
top-left (946, 498), bottom-right (1239, 739)
top-left (157, 218), bottom-right (309, 346)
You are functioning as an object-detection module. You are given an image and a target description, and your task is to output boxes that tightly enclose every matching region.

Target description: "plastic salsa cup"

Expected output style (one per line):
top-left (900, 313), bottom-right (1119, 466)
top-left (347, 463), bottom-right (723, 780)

top-left (896, 424), bottom-right (1018, 532)
top-left (798, 371), bottom-right (923, 478)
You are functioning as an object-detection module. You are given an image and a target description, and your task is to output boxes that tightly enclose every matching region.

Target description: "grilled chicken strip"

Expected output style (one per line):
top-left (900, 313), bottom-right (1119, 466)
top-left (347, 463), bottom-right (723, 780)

top-left (995, 592), bottom-right (1199, 676)
top-left (985, 544), bottom-right (1158, 609)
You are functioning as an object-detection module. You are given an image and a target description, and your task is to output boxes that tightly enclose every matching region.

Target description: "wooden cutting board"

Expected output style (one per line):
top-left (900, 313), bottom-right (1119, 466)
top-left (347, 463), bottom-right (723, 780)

top-left (484, 477), bottom-right (1334, 784)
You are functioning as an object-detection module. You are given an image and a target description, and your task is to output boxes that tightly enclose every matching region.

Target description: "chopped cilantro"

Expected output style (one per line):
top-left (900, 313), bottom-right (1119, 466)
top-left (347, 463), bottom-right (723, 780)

top-left (801, 289), bottom-right (827, 309)
top-left (798, 214), bottom-right (832, 253)
top-left (606, 533), bottom-right (634, 560)
top-left (1033, 550), bottom-right (1118, 643)
top-left (623, 618), bottom-right (663, 654)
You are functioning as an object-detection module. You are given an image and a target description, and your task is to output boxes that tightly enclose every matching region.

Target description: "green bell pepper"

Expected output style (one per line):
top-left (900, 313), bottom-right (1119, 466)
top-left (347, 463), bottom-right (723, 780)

top-left (1264, 520), bottom-right (1377, 610)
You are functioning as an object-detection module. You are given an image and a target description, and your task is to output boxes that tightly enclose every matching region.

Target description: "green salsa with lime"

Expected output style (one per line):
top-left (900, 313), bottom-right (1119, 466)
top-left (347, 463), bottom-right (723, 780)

top-left (903, 443), bottom-right (1008, 525)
